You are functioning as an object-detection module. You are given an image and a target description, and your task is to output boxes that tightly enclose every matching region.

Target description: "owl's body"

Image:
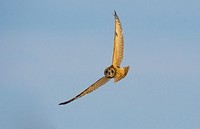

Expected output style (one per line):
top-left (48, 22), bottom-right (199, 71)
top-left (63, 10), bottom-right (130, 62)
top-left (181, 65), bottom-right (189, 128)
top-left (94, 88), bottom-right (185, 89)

top-left (59, 11), bottom-right (129, 105)
top-left (104, 65), bottom-right (129, 82)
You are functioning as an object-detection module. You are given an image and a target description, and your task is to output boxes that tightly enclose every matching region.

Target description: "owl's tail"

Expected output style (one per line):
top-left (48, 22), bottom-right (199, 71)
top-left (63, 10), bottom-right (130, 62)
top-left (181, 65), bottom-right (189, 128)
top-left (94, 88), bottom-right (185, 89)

top-left (114, 66), bottom-right (130, 83)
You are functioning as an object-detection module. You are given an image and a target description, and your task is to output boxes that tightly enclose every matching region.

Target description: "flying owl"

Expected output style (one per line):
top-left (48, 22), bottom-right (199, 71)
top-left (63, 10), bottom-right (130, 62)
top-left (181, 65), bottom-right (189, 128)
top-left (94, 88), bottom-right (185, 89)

top-left (59, 11), bottom-right (130, 105)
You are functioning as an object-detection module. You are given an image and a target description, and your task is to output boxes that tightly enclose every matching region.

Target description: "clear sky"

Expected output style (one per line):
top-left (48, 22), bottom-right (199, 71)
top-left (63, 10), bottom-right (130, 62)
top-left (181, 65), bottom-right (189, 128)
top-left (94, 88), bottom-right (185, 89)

top-left (0, 0), bottom-right (200, 129)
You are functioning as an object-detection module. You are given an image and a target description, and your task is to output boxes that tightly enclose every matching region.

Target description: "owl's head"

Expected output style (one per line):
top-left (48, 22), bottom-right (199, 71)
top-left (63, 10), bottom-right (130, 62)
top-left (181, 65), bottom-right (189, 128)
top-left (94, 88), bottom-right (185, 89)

top-left (104, 66), bottom-right (116, 78)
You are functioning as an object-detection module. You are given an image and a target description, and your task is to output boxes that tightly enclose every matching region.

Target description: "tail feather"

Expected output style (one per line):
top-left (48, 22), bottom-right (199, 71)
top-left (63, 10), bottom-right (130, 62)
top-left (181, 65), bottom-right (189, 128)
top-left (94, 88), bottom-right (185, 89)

top-left (114, 66), bottom-right (130, 83)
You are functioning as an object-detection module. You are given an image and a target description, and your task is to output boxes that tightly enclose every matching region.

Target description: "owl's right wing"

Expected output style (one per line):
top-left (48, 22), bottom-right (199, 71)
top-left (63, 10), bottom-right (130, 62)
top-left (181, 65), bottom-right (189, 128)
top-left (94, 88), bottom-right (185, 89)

top-left (112, 11), bottom-right (124, 68)
top-left (59, 76), bottom-right (110, 105)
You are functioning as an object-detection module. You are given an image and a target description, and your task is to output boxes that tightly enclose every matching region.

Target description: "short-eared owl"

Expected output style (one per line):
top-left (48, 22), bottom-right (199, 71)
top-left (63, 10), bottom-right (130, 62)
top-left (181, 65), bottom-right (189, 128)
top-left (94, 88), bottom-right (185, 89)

top-left (59, 11), bottom-right (129, 105)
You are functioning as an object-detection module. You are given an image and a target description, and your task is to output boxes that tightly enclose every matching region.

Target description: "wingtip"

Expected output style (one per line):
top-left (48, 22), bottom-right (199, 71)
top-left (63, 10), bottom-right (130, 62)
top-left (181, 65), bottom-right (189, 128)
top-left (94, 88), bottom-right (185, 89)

top-left (58, 101), bottom-right (70, 105)
top-left (58, 102), bottom-right (65, 105)
top-left (113, 10), bottom-right (118, 19)
top-left (58, 101), bottom-right (69, 105)
top-left (59, 98), bottom-right (76, 105)
top-left (114, 10), bottom-right (116, 14)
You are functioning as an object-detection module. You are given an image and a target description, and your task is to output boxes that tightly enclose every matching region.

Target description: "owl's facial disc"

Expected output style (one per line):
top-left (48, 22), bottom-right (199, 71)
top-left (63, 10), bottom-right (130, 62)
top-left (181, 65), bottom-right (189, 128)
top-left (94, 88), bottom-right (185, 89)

top-left (104, 66), bottom-right (116, 78)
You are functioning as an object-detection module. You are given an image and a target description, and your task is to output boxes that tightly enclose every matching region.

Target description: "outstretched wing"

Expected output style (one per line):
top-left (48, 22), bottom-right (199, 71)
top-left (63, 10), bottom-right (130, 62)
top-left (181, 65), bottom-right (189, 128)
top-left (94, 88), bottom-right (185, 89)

top-left (59, 76), bottom-right (110, 105)
top-left (112, 11), bottom-right (124, 68)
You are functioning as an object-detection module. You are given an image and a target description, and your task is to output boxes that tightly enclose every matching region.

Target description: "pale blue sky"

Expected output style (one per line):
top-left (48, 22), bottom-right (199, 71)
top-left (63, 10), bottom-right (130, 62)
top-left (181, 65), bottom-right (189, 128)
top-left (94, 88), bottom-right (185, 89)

top-left (0, 0), bottom-right (200, 129)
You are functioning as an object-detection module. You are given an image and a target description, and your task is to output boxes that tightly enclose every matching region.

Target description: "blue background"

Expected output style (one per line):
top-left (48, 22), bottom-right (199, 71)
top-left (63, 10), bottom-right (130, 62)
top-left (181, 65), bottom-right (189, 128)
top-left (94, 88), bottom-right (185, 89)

top-left (1, 0), bottom-right (200, 129)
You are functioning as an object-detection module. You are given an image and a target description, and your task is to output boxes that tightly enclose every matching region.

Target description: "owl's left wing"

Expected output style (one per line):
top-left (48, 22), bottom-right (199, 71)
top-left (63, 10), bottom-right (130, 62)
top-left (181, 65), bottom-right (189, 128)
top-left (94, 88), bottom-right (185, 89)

top-left (59, 76), bottom-right (110, 105)
top-left (112, 11), bottom-right (124, 68)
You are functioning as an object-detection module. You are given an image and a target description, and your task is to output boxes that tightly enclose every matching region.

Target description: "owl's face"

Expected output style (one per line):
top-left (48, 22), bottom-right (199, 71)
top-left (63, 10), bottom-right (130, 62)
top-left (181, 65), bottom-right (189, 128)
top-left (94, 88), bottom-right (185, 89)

top-left (104, 66), bottom-right (116, 78)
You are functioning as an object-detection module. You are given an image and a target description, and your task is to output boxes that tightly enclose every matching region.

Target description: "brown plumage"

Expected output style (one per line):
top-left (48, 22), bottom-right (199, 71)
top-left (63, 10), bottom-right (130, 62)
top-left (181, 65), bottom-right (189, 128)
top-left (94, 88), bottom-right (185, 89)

top-left (59, 11), bottom-right (129, 105)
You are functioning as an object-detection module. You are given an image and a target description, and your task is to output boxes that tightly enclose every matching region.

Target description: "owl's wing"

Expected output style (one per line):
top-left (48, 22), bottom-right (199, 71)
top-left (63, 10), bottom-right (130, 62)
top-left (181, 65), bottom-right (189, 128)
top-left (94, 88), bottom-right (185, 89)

top-left (59, 76), bottom-right (110, 105)
top-left (112, 11), bottom-right (124, 68)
